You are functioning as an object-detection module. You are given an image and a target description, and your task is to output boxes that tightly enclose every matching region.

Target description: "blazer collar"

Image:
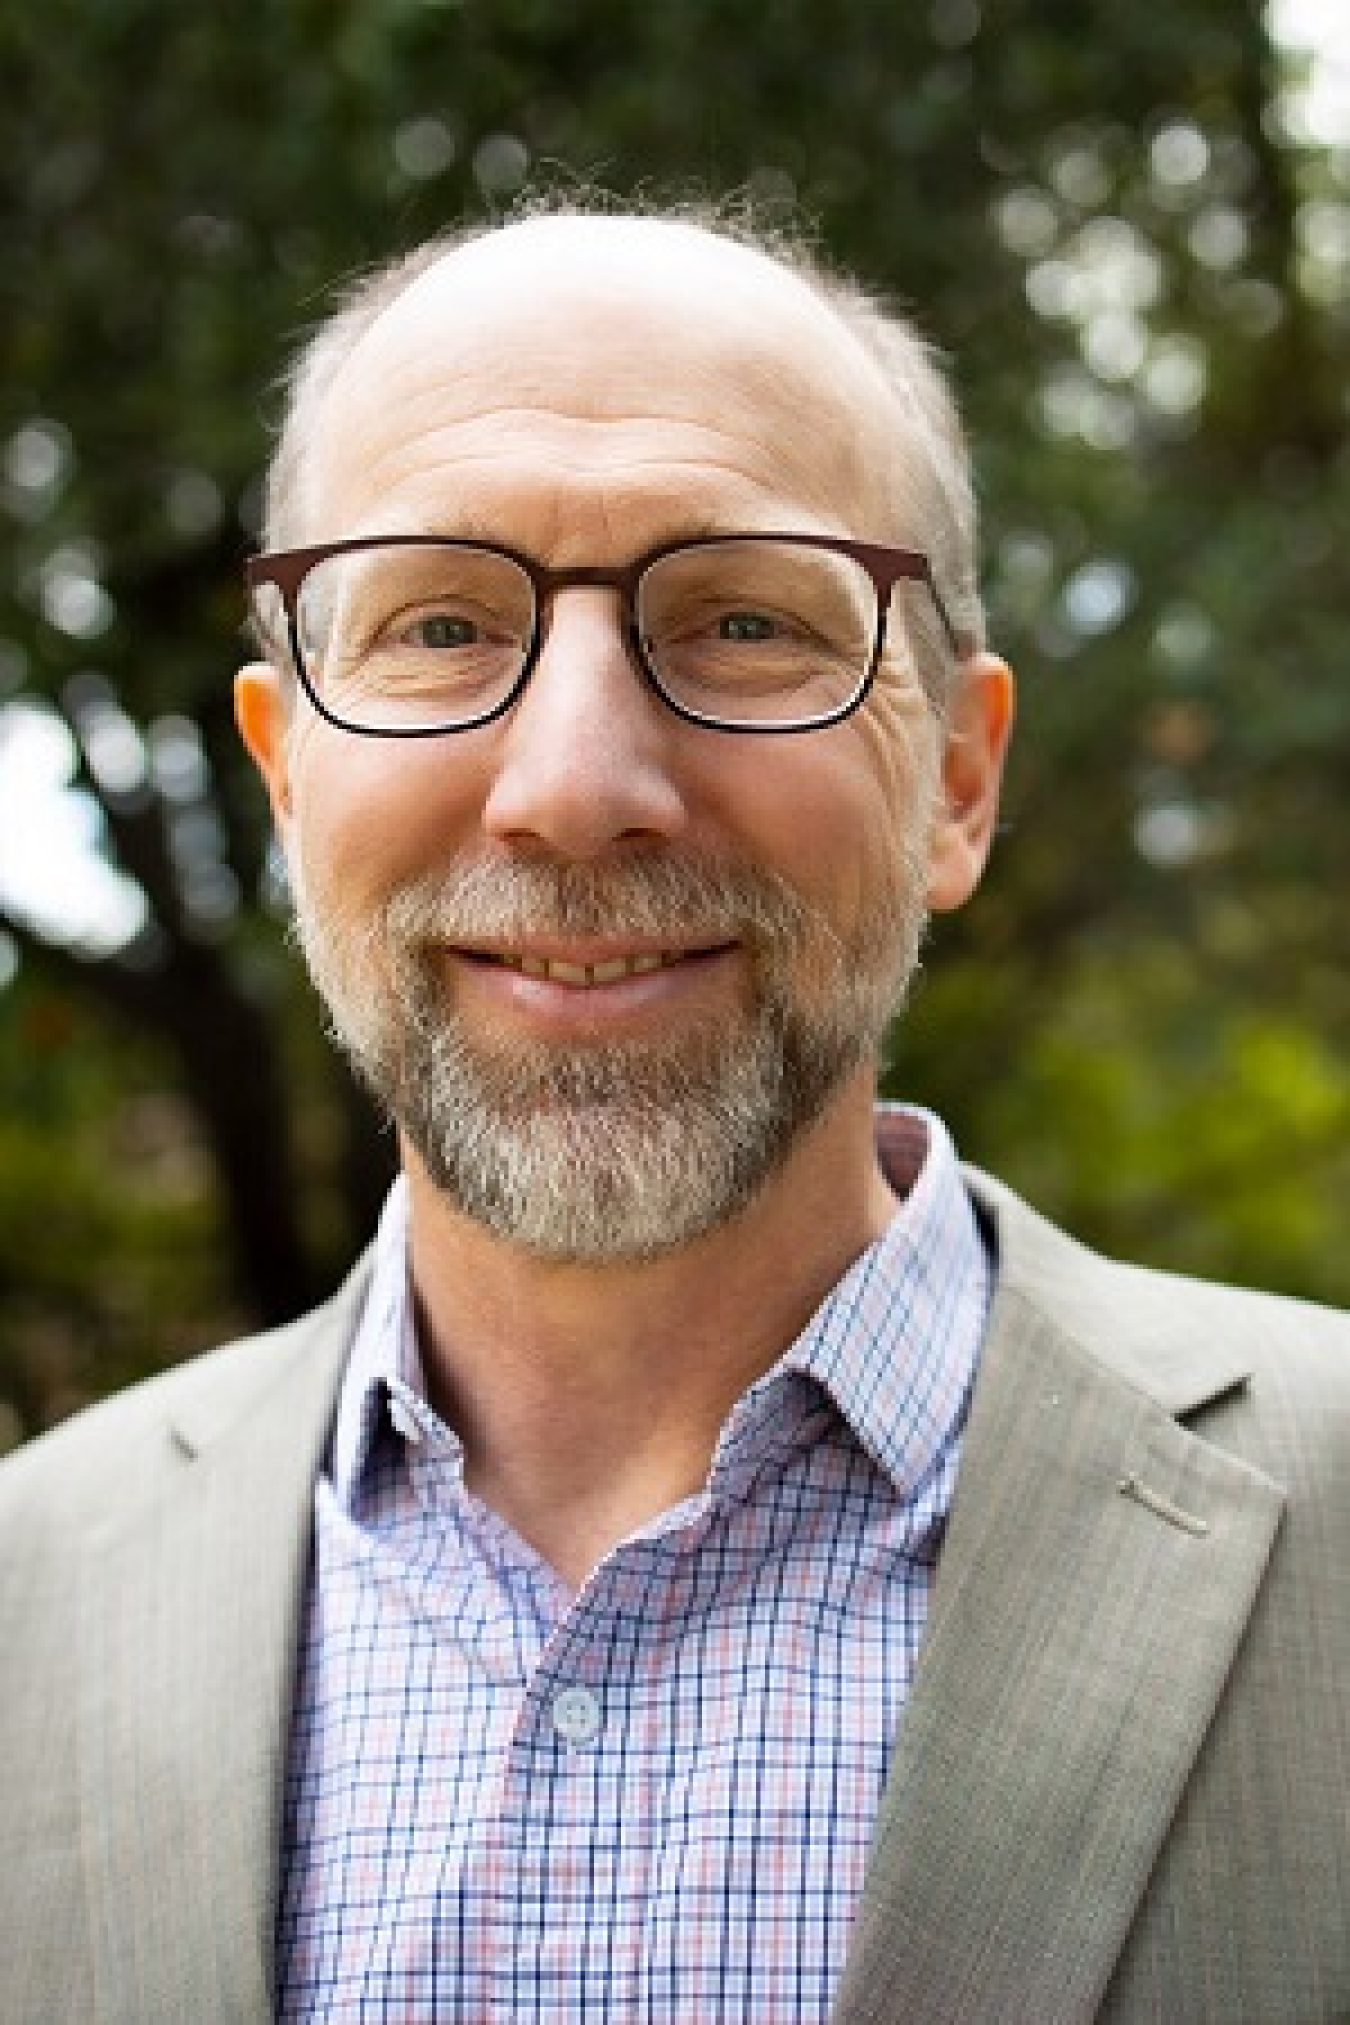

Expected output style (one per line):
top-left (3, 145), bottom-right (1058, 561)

top-left (76, 1261), bottom-right (370, 2021)
top-left (962, 1165), bottom-right (1257, 1415)
top-left (833, 1170), bottom-right (1286, 2023)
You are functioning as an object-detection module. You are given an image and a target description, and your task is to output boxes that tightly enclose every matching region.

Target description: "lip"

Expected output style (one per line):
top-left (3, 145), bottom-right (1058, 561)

top-left (453, 938), bottom-right (735, 990)
top-left (439, 938), bottom-right (742, 1037)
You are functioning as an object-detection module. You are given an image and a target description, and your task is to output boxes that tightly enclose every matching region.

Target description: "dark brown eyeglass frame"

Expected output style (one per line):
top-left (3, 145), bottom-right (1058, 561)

top-left (245, 530), bottom-right (964, 738)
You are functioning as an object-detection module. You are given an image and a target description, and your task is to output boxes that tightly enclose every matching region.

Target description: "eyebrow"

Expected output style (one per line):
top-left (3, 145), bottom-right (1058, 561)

top-left (355, 510), bottom-right (766, 552)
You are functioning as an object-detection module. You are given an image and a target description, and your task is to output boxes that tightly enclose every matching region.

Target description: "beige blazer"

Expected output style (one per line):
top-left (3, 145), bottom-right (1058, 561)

top-left (2, 1171), bottom-right (1347, 2023)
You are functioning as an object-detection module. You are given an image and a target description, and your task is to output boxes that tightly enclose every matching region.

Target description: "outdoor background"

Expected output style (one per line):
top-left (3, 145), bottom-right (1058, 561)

top-left (2, 0), bottom-right (1347, 1447)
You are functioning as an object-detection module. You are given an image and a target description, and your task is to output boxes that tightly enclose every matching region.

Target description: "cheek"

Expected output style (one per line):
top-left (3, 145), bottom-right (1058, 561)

top-left (288, 731), bottom-right (483, 908)
top-left (732, 699), bottom-right (937, 919)
top-left (857, 689), bottom-right (944, 859)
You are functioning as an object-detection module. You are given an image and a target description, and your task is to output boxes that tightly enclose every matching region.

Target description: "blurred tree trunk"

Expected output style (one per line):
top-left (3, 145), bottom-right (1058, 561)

top-left (9, 918), bottom-right (318, 1322)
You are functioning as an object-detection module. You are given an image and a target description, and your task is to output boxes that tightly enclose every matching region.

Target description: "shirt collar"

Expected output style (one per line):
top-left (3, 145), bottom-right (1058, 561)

top-left (776, 1105), bottom-right (990, 1500)
top-left (329, 1106), bottom-right (990, 1513)
top-left (328, 1174), bottom-right (423, 1507)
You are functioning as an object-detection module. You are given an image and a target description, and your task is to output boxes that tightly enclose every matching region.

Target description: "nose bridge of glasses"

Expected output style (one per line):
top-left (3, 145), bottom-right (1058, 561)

top-left (533, 557), bottom-right (639, 614)
top-left (528, 560), bottom-right (646, 673)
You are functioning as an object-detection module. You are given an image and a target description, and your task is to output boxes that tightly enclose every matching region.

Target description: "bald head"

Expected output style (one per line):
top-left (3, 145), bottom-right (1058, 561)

top-left (325, 216), bottom-right (891, 451)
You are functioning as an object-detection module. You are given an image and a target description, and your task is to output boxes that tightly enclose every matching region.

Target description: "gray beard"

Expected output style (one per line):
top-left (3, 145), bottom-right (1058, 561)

top-left (293, 848), bottom-right (929, 1262)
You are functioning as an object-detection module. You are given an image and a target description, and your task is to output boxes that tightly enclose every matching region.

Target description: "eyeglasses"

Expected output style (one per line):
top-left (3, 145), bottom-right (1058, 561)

top-left (245, 530), bottom-right (961, 737)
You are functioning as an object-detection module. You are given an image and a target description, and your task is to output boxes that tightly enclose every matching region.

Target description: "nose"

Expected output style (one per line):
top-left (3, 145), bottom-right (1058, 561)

top-left (481, 589), bottom-right (691, 858)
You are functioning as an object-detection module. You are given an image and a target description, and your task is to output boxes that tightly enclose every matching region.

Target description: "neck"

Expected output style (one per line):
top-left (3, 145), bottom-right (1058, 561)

top-left (401, 1075), bottom-right (897, 1589)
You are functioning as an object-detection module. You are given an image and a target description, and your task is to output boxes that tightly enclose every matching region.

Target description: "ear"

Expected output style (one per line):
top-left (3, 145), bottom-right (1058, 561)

top-left (234, 661), bottom-right (296, 831)
top-left (925, 652), bottom-right (1015, 914)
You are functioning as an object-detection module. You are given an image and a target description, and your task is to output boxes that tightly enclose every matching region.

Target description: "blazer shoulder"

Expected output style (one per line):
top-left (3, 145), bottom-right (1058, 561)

top-left (965, 1164), bottom-right (1350, 1420)
top-left (0, 1254), bottom-right (371, 1543)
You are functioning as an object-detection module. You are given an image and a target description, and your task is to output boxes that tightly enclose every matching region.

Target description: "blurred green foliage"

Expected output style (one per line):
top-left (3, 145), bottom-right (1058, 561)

top-left (1, 0), bottom-right (1347, 1442)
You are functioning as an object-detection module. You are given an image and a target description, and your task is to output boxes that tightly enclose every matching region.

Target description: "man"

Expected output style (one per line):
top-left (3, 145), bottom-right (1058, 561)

top-left (1, 200), bottom-right (1346, 2024)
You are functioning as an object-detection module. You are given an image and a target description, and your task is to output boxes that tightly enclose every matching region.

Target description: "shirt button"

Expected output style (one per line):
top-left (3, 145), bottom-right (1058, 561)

top-left (551, 1685), bottom-right (602, 1747)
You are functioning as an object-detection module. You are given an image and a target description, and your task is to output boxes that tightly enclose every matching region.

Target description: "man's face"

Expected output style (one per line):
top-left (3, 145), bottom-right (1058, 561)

top-left (238, 220), bottom-right (1009, 1260)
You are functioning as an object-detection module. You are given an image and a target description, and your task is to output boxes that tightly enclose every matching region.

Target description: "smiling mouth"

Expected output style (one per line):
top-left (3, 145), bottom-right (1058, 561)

top-left (476, 947), bottom-right (728, 987)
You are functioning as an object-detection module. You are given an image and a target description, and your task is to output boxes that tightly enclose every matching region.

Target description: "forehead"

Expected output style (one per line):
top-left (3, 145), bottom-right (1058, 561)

top-left (302, 218), bottom-right (903, 543)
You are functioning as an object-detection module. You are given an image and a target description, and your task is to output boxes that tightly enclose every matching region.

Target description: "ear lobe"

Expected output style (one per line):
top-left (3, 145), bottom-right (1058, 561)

top-left (234, 661), bottom-right (295, 826)
top-left (926, 652), bottom-right (1015, 914)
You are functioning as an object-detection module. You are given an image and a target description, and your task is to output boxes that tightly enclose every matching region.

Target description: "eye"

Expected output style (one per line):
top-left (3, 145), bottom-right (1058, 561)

top-left (408, 613), bottom-right (480, 649)
top-left (717, 610), bottom-right (780, 642)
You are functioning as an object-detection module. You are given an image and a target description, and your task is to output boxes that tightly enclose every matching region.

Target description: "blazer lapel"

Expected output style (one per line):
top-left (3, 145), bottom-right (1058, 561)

top-left (833, 1180), bottom-right (1287, 2025)
top-left (76, 1269), bottom-right (366, 2022)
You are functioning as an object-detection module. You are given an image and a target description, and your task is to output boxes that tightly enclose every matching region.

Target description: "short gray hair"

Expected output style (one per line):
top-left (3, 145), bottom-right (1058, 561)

top-left (258, 189), bottom-right (985, 708)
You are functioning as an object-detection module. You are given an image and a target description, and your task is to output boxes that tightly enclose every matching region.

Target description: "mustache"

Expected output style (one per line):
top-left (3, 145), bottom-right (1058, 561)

top-left (379, 849), bottom-right (826, 951)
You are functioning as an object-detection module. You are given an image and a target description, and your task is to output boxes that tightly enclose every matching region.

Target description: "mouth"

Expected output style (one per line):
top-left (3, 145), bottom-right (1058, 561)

top-left (461, 943), bottom-right (734, 989)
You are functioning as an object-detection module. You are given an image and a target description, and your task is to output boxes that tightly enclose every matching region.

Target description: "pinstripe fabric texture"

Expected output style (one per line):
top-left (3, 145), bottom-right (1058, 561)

top-left (275, 1108), bottom-right (990, 2022)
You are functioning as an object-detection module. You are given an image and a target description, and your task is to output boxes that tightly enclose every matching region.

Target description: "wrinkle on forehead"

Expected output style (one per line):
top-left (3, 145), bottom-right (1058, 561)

top-left (329, 407), bottom-right (873, 546)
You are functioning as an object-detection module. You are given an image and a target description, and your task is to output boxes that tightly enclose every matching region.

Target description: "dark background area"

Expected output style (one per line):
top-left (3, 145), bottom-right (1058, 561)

top-left (2, 0), bottom-right (1347, 1445)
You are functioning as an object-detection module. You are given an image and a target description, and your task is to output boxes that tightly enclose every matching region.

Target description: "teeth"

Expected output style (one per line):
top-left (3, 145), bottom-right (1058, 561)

top-left (503, 951), bottom-right (675, 986)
